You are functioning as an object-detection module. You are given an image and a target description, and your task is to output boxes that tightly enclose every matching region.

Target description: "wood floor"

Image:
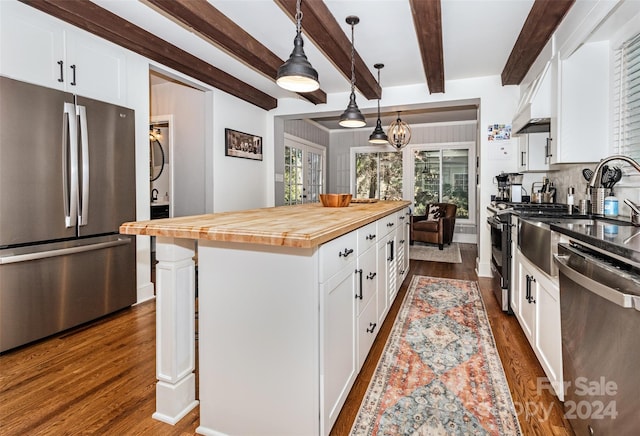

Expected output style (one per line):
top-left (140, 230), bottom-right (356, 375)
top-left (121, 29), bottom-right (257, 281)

top-left (0, 243), bottom-right (574, 435)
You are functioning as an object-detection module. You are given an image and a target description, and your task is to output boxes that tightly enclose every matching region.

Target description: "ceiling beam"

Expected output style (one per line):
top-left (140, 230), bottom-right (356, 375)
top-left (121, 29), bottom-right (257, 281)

top-left (19, 0), bottom-right (278, 110)
top-left (145, 0), bottom-right (326, 105)
top-left (409, 0), bottom-right (445, 94)
top-left (501, 0), bottom-right (575, 85)
top-left (274, 0), bottom-right (381, 100)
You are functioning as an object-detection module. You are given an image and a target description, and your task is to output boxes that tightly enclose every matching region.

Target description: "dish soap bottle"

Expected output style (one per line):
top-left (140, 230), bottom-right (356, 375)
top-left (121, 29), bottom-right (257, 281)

top-left (604, 193), bottom-right (618, 217)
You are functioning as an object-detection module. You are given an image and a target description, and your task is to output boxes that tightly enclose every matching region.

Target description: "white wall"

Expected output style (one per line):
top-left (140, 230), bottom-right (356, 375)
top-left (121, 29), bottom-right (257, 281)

top-left (211, 89), bottom-right (269, 212)
top-left (126, 54), bottom-right (154, 304)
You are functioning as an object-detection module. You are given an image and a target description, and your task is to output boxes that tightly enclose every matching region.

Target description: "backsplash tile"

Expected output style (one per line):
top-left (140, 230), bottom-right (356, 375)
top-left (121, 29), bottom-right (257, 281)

top-left (548, 163), bottom-right (640, 216)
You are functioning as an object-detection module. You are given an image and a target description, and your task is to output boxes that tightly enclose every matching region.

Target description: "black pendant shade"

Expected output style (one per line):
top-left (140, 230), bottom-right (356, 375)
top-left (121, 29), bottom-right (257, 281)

top-left (369, 118), bottom-right (388, 143)
top-left (276, 31), bottom-right (319, 93)
top-left (339, 15), bottom-right (366, 128)
top-left (340, 92), bottom-right (366, 128)
top-left (369, 63), bottom-right (388, 144)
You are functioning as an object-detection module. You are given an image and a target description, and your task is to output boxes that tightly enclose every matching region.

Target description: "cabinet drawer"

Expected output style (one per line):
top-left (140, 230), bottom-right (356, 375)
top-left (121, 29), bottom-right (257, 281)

top-left (397, 208), bottom-right (410, 229)
top-left (357, 295), bottom-right (378, 370)
top-left (377, 212), bottom-right (398, 238)
top-left (356, 246), bottom-right (377, 314)
top-left (319, 231), bottom-right (357, 282)
top-left (357, 221), bottom-right (377, 255)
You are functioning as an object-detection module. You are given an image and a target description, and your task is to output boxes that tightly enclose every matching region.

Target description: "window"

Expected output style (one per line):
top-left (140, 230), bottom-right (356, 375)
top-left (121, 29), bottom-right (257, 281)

top-left (284, 135), bottom-right (325, 205)
top-left (613, 32), bottom-right (640, 161)
top-left (354, 150), bottom-right (403, 200)
top-left (412, 146), bottom-right (471, 218)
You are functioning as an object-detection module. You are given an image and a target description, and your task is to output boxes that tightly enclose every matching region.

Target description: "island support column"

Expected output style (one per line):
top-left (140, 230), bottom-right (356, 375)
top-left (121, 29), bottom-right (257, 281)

top-left (152, 237), bottom-right (199, 424)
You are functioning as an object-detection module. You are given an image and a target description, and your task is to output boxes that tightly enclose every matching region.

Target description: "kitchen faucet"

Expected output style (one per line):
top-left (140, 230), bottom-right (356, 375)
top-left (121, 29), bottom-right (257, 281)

top-left (588, 155), bottom-right (640, 224)
top-left (151, 188), bottom-right (158, 202)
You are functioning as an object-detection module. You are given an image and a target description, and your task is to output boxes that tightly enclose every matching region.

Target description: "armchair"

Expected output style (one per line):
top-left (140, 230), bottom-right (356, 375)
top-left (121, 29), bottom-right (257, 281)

top-left (410, 203), bottom-right (457, 250)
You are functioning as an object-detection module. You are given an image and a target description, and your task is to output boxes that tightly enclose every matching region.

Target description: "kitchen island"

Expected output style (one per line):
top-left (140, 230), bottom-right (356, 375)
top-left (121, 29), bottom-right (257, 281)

top-left (120, 200), bottom-right (411, 435)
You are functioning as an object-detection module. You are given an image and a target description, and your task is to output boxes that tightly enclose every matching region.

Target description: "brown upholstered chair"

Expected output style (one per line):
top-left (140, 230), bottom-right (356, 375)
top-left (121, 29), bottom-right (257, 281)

top-left (410, 203), bottom-right (457, 250)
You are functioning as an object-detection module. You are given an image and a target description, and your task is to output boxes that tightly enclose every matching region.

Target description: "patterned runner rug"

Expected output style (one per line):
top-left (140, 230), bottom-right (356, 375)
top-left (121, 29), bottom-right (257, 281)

top-left (350, 276), bottom-right (521, 435)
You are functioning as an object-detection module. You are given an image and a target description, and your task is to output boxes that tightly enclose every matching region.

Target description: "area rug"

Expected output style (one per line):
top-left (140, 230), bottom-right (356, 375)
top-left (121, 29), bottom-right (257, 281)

top-left (350, 276), bottom-right (521, 435)
top-left (410, 243), bottom-right (462, 263)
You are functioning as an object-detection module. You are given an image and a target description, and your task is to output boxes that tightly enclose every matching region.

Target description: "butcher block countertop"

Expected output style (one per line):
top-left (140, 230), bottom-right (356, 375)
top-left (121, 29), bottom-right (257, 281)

top-left (120, 200), bottom-right (411, 248)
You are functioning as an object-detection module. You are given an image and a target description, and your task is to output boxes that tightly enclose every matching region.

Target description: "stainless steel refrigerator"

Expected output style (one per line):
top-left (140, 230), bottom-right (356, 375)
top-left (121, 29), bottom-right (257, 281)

top-left (0, 76), bottom-right (136, 352)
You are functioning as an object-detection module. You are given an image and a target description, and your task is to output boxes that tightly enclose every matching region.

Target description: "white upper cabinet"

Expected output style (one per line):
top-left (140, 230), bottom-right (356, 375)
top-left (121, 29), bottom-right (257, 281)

top-left (0, 1), bottom-right (126, 105)
top-left (550, 41), bottom-right (610, 164)
top-left (517, 132), bottom-right (551, 172)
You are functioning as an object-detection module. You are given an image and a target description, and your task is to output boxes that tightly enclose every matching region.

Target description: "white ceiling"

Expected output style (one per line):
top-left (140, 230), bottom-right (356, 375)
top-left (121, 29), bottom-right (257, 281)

top-left (96, 0), bottom-right (536, 128)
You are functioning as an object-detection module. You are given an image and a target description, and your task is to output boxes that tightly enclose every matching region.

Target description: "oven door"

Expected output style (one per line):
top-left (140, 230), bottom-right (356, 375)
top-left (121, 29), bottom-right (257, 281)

top-left (487, 215), bottom-right (510, 311)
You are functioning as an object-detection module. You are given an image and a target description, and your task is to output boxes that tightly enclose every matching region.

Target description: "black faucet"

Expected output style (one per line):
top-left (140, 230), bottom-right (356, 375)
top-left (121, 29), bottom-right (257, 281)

top-left (151, 188), bottom-right (158, 202)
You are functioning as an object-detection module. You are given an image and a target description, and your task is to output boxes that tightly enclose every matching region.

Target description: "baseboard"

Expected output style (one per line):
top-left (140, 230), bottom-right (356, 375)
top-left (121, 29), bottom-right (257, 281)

top-left (135, 282), bottom-right (155, 305)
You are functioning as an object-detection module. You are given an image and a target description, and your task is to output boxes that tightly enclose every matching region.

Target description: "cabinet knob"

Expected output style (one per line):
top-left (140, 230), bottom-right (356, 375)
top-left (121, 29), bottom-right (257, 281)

top-left (339, 248), bottom-right (354, 258)
top-left (366, 272), bottom-right (376, 280)
top-left (365, 234), bottom-right (376, 240)
top-left (387, 222), bottom-right (394, 227)
top-left (366, 322), bottom-right (377, 333)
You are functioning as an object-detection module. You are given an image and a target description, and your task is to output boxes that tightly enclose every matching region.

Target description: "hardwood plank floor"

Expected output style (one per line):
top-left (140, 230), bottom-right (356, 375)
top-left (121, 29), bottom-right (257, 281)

top-left (0, 243), bottom-right (573, 435)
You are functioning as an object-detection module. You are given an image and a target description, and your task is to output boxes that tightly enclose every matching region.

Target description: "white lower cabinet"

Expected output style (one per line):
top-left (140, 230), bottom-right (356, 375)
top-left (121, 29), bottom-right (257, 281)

top-left (321, 263), bottom-right (357, 432)
top-left (357, 290), bottom-right (378, 370)
top-left (355, 244), bottom-right (378, 370)
top-left (376, 233), bottom-right (389, 324)
top-left (396, 207), bottom-right (410, 285)
top-left (515, 250), bottom-right (564, 400)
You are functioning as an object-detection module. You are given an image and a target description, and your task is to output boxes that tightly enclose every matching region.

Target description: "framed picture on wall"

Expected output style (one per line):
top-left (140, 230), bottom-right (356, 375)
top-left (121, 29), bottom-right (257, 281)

top-left (225, 128), bottom-right (263, 161)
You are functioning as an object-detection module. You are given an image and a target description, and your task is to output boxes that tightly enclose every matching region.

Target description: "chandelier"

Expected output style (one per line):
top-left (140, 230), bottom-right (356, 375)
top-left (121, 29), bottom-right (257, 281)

top-left (387, 112), bottom-right (411, 149)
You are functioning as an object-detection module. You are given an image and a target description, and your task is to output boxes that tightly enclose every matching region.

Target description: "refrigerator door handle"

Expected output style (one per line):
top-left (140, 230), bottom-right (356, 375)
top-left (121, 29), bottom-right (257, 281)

top-left (63, 102), bottom-right (78, 228)
top-left (78, 104), bottom-right (89, 226)
top-left (0, 238), bottom-right (131, 265)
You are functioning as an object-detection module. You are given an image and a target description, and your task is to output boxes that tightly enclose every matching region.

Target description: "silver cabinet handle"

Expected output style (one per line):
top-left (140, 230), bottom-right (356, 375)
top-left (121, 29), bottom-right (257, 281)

top-left (554, 254), bottom-right (640, 310)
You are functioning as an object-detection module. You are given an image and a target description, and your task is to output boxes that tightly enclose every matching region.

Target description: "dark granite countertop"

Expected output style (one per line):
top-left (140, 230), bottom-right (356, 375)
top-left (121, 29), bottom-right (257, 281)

top-left (547, 216), bottom-right (640, 266)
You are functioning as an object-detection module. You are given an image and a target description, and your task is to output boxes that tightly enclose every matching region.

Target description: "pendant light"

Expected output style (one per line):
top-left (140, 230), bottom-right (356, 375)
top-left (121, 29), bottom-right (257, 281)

top-left (276, 0), bottom-right (319, 93)
top-left (339, 16), bottom-right (366, 128)
top-left (368, 63), bottom-right (388, 144)
top-left (387, 112), bottom-right (411, 149)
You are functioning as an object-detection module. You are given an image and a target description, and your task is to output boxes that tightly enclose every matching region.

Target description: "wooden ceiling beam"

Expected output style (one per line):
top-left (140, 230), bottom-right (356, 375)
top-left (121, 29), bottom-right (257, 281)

top-left (501, 0), bottom-right (575, 85)
top-left (146, 0), bottom-right (326, 105)
top-left (274, 0), bottom-right (381, 100)
top-left (19, 0), bottom-right (278, 110)
top-left (409, 0), bottom-right (445, 94)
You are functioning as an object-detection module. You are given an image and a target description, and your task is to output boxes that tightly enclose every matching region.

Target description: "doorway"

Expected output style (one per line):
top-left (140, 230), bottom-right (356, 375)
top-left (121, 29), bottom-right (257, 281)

top-left (283, 134), bottom-right (326, 205)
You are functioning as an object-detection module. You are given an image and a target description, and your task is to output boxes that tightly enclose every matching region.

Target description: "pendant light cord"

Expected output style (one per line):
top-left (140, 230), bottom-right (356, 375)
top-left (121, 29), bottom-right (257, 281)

top-left (350, 23), bottom-right (356, 93)
top-left (376, 68), bottom-right (381, 112)
top-left (295, 0), bottom-right (302, 33)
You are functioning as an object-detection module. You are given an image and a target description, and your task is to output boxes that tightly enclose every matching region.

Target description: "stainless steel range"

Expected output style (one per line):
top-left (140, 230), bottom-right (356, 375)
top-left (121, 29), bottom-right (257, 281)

top-left (487, 202), bottom-right (572, 312)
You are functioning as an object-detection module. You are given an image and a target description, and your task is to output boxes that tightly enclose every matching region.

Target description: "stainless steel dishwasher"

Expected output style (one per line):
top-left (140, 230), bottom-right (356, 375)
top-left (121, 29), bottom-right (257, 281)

top-left (554, 243), bottom-right (640, 436)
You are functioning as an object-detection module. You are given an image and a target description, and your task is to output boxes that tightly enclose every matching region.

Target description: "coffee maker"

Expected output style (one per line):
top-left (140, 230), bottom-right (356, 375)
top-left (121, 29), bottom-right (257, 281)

top-left (508, 173), bottom-right (523, 202)
top-left (495, 173), bottom-right (509, 201)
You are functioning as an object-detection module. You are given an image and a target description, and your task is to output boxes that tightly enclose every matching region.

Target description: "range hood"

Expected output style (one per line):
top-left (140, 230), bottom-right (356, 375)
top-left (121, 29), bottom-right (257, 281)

top-left (512, 61), bottom-right (552, 134)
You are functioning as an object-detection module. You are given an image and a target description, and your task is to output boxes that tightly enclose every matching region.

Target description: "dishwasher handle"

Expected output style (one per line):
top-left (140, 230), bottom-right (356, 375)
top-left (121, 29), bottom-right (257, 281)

top-left (554, 254), bottom-right (640, 311)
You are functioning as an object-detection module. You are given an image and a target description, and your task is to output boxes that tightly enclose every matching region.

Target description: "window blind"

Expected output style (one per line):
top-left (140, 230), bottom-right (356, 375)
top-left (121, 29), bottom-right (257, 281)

top-left (613, 33), bottom-right (640, 161)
